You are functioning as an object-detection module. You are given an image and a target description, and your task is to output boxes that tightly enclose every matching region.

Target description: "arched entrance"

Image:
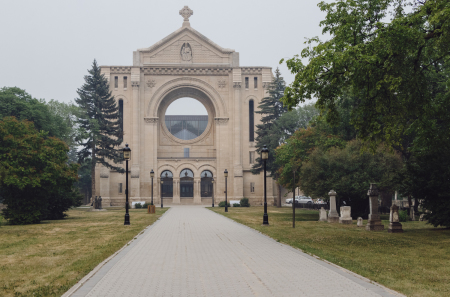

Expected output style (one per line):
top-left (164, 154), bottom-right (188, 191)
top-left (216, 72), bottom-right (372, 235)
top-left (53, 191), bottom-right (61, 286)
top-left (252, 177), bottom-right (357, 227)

top-left (180, 169), bottom-right (194, 197)
top-left (201, 170), bottom-right (213, 197)
top-left (161, 170), bottom-right (173, 197)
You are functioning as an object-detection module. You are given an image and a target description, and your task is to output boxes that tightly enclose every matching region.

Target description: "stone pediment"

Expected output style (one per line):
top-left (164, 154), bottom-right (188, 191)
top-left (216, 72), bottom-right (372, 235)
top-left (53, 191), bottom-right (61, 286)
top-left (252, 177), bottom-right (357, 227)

top-left (133, 26), bottom-right (238, 67)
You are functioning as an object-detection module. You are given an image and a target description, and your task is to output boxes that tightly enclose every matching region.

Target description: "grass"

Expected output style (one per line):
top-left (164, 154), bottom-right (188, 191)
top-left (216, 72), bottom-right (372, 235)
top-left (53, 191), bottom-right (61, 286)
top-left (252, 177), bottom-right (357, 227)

top-left (0, 207), bottom-right (167, 297)
top-left (209, 206), bottom-right (450, 297)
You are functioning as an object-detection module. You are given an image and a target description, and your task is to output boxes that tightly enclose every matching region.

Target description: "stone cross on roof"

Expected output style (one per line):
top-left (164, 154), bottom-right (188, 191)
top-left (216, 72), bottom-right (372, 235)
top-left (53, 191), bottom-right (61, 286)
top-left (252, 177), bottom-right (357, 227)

top-left (179, 6), bottom-right (193, 21)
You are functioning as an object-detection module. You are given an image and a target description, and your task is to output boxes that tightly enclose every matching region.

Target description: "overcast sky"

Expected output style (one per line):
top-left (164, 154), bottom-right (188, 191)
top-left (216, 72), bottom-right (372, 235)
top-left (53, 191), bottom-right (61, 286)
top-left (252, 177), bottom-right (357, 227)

top-left (0, 0), bottom-right (329, 108)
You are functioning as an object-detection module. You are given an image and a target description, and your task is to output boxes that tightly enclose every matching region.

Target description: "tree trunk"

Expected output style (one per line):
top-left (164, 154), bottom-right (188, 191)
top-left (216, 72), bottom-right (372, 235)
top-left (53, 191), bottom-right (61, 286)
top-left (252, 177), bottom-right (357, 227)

top-left (277, 184), bottom-right (282, 208)
top-left (414, 196), bottom-right (419, 213)
top-left (407, 195), bottom-right (412, 216)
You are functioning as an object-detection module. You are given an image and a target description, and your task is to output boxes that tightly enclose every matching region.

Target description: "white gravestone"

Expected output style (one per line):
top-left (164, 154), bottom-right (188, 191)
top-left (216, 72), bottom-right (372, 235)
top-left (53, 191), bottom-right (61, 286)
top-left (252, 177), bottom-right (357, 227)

top-left (357, 217), bottom-right (364, 227)
top-left (339, 206), bottom-right (352, 224)
top-left (319, 207), bottom-right (328, 222)
top-left (388, 204), bottom-right (403, 233)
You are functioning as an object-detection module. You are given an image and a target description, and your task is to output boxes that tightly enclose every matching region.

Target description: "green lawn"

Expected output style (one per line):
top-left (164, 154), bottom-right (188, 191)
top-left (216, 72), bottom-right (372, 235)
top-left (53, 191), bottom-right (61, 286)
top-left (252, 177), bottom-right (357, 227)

top-left (209, 206), bottom-right (450, 297)
top-left (0, 207), bottom-right (167, 297)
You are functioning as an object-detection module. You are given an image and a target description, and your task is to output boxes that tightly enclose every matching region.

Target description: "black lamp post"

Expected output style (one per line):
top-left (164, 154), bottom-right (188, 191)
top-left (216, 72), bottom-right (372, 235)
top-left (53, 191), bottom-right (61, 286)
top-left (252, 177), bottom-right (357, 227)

top-left (123, 144), bottom-right (131, 225)
top-left (211, 177), bottom-right (215, 207)
top-left (160, 180), bottom-right (164, 208)
top-left (150, 169), bottom-right (154, 205)
top-left (262, 145), bottom-right (269, 225)
top-left (224, 169), bottom-right (228, 212)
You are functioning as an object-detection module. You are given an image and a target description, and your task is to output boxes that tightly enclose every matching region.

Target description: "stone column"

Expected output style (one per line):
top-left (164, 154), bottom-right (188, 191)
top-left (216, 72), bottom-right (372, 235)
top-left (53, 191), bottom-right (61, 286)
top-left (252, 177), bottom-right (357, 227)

top-left (366, 183), bottom-right (385, 231)
top-left (388, 204), bottom-right (403, 233)
top-left (327, 190), bottom-right (339, 223)
top-left (130, 68), bottom-right (140, 199)
top-left (173, 178), bottom-right (180, 204)
top-left (193, 178), bottom-right (201, 204)
top-left (233, 68), bottom-right (243, 200)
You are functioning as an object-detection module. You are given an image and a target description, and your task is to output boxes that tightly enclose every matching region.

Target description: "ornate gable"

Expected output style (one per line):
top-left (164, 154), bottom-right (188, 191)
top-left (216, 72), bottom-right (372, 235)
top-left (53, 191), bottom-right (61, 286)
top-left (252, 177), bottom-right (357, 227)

top-left (133, 7), bottom-right (238, 67)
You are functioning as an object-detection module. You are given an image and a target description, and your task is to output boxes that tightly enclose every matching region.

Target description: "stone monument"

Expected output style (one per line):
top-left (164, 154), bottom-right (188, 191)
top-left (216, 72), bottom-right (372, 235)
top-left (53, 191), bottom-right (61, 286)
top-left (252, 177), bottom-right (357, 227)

top-left (410, 207), bottom-right (415, 221)
top-left (319, 207), bottom-right (328, 222)
top-left (388, 204), bottom-right (403, 233)
top-left (357, 217), bottom-right (364, 227)
top-left (339, 206), bottom-right (352, 224)
top-left (327, 190), bottom-right (339, 223)
top-left (365, 183), bottom-right (384, 231)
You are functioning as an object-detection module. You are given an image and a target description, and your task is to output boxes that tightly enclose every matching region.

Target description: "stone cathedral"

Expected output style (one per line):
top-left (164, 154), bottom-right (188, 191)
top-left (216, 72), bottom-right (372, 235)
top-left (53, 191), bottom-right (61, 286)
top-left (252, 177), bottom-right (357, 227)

top-left (95, 7), bottom-right (277, 206)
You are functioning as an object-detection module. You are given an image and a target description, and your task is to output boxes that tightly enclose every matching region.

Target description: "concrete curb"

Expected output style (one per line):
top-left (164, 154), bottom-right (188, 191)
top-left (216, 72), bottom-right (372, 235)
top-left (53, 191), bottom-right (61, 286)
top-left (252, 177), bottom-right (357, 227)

top-left (61, 208), bottom-right (172, 297)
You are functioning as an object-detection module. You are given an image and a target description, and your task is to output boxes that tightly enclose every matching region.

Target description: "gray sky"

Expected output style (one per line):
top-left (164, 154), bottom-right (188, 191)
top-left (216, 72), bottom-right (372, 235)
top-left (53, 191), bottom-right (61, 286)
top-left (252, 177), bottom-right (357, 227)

top-left (0, 0), bottom-right (328, 106)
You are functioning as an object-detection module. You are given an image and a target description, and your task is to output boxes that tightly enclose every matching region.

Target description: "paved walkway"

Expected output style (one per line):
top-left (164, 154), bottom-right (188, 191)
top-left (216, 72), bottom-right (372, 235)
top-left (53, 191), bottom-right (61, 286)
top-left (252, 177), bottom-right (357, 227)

top-left (67, 206), bottom-right (402, 297)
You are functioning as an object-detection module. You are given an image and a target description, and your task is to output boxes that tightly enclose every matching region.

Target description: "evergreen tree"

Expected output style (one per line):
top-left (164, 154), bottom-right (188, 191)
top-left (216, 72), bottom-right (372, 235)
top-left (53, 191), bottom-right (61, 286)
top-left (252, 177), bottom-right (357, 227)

top-left (252, 68), bottom-right (288, 206)
top-left (75, 60), bottom-right (123, 202)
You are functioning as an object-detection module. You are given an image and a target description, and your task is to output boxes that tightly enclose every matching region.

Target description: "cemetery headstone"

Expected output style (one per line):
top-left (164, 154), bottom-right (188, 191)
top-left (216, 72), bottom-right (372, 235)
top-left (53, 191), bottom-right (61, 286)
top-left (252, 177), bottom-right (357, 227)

top-left (388, 204), bottom-right (403, 233)
top-left (339, 206), bottom-right (352, 224)
top-left (327, 190), bottom-right (339, 223)
top-left (419, 214), bottom-right (425, 221)
top-left (365, 183), bottom-right (385, 231)
top-left (319, 207), bottom-right (328, 222)
top-left (357, 217), bottom-right (364, 227)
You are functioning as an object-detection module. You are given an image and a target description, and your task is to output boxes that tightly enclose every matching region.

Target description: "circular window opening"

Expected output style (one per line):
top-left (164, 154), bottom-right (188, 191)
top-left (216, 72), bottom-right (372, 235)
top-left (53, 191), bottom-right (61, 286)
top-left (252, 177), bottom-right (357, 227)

top-left (165, 97), bottom-right (208, 141)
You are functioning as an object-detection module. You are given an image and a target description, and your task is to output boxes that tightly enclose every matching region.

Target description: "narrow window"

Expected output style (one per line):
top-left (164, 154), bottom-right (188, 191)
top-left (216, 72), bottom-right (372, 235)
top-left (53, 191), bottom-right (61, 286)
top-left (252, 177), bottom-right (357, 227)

top-left (114, 76), bottom-right (118, 88)
top-left (249, 151), bottom-right (255, 164)
top-left (249, 100), bottom-right (254, 142)
top-left (119, 100), bottom-right (124, 132)
top-left (119, 183), bottom-right (123, 194)
top-left (254, 77), bottom-right (258, 89)
top-left (184, 148), bottom-right (190, 158)
top-left (245, 77), bottom-right (249, 89)
top-left (250, 182), bottom-right (255, 193)
top-left (123, 76), bottom-right (127, 89)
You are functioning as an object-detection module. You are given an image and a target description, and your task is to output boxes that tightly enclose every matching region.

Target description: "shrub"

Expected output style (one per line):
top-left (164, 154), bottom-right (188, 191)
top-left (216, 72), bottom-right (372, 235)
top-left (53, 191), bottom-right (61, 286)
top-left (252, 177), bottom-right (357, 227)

top-left (233, 203), bottom-right (240, 207)
top-left (142, 203), bottom-right (149, 209)
top-left (240, 198), bottom-right (250, 207)
top-left (399, 210), bottom-right (409, 222)
top-left (218, 201), bottom-right (231, 207)
top-left (135, 203), bottom-right (142, 209)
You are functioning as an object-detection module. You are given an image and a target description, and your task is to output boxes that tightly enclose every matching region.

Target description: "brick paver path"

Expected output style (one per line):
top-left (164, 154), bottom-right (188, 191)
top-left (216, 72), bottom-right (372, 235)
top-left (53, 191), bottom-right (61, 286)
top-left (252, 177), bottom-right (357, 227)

top-left (69, 206), bottom-right (401, 297)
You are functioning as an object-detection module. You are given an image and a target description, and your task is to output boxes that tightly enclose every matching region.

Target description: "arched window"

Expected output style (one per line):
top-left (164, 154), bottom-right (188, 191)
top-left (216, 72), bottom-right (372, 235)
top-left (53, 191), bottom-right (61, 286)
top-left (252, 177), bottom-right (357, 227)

top-left (118, 99), bottom-right (124, 132)
top-left (180, 169), bottom-right (194, 197)
top-left (161, 170), bottom-right (173, 197)
top-left (249, 100), bottom-right (254, 142)
top-left (201, 170), bottom-right (213, 197)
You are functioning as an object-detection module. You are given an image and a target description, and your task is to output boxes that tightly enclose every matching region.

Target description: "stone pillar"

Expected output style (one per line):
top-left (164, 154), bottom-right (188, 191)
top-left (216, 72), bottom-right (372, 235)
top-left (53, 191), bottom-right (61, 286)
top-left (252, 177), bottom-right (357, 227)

top-left (99, 166), bottom-right (111, 206)
top-left (172, 178), bottom-right (180, 204)
top-left (194, 178), bottom-right (201, 204)
top-left (233, 68), bottom-right (243, 200)
top-left (327, 190), bottom-right (339, 223)
top-left (388, 204), bottom-right (403, 233)
top-left (366, 183), bottom-right (385, 231)
top-left (130, 69), bottom-right (140, 199)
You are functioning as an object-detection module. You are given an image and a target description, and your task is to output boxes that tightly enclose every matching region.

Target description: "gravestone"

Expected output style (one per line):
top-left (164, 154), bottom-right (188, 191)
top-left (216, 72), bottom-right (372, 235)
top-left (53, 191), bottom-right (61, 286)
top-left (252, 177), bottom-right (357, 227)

top-left (410, 207), bottom-right (415, 221)
top-left (388, 204), bottom-right (403, 233)
top-left (319, 207), bottom-right (328, 222)
top-left (365, 183), bottom-right (384, 231)
top-left (339, 206), bottom-right (352, 224)
top-left (357, 217), bottom-right (364, 227)
top-left (419, 214), bottom-right (425, 221)
top-left (327, 190), bottom-right (339, 223)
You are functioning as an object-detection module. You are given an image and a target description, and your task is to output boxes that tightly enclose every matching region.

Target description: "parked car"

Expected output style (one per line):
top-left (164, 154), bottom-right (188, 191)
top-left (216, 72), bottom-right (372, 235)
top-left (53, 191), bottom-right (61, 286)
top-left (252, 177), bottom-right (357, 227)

top-left (297, 197), bottom-right (314, 204)
top-left (286, 196), bottom-right (302, 204)
top-left (315, 199), bottom-right (326, 204)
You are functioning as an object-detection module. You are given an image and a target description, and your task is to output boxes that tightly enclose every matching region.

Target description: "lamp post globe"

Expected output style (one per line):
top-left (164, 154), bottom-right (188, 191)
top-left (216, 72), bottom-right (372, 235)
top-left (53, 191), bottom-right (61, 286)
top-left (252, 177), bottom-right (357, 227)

top-left (262, 145), bottom-right (269, 225)
top-left (150, 169), bottom-right (154, 205)
top-left (123, 144), bottom-right (131, 225)
top-left (224, 169), bottom-right (228, 212)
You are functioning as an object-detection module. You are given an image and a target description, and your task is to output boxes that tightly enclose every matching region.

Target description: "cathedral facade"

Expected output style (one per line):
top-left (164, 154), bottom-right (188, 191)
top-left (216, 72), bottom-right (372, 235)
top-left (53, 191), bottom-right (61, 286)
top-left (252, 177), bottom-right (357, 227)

top-left (95, 7), bottom-right (277, 206)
